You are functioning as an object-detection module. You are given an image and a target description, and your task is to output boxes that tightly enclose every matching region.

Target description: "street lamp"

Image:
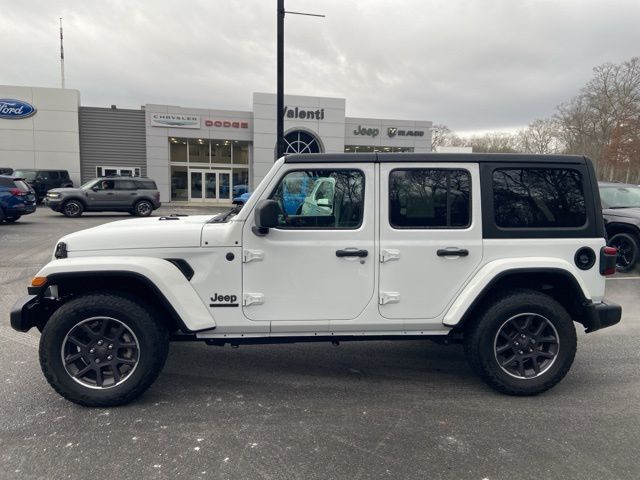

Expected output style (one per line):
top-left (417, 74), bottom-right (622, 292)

top-left (276, 0), bottom-right (325, 159)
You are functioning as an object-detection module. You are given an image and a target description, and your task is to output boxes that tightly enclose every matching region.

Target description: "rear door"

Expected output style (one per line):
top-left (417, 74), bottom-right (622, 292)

top-left (114, 179), bottom-right (139, 208)
top-left (378, 162), bottom-right (483, 324)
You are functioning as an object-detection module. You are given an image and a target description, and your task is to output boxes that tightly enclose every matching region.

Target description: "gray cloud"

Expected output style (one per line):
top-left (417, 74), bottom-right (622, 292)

top-left (1, 0), bottom-right (638, 132)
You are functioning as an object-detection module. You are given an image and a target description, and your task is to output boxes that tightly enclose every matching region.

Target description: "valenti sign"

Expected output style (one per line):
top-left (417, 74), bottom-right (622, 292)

top-left (150, 113), bottom-right (200, 128)
top-left (0, 99), bottom-right (37, 119)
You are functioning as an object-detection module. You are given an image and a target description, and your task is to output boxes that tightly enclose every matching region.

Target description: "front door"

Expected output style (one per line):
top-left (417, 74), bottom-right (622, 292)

top-left (242, 164), bottom-right (375, 324)
top-left (378, 163), bottom-right (483, 323)
top-left (190, 170), bottom-right (232, 202)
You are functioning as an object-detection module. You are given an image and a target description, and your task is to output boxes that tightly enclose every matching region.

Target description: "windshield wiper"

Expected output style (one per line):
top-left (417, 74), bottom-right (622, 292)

top-left (209, 205), bottom-right (241, 223)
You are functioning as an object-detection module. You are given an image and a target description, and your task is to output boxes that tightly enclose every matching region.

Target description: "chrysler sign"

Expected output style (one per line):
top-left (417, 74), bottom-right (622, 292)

top-left (150, 113), bottom-right (200, 128)
top-left (0, 99), bottom-right (37, 119)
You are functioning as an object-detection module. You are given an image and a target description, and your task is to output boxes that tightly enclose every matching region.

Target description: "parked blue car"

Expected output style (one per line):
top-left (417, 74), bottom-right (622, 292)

top-left (232, 191), bottom-right (251, 206)
top-left (0, 175), bottom-right (36, 223)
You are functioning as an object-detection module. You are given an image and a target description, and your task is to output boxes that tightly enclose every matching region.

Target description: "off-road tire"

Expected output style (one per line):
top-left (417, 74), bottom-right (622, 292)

top-left (464, 289), bottom-right (577, 396)
top-left (133, 200), bottom-right (153, 217)
top-left (608, 232), bottom-right (639, 273)
top-left (62, 199), bottom-right (84, 218)
top-left (39, 292), bottom-right (170, 407)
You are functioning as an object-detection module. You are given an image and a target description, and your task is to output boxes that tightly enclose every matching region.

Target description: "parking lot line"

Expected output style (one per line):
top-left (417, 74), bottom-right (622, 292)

top-left (607, 276), bottom-right (640, 280)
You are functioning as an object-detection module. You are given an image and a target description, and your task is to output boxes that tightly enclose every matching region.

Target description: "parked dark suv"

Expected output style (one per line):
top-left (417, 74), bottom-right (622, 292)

top-left (12, 169), bottom-right (73, 202)
top-left (45, 176), bottom-right (161, 217)
top-left (599, 181), bottom-right (640, 272)
top-left (0, 175), bottom-right (37, 223)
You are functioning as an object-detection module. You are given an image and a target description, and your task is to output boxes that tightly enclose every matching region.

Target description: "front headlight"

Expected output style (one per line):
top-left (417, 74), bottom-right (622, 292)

top-left (47, 192), bottom-right (61, 198)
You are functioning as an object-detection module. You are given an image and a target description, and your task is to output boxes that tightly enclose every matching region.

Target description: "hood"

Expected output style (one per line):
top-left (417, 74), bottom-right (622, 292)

top-left (49, 187), bottom-right (82, 194)
top-left (59, 215), bottom-right (218, 252)
top-left (603, 207), bottom-right (640, 221)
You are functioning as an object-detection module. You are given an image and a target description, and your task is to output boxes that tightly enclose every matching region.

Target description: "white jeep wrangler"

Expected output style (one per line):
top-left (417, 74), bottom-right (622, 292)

top-left (11, 153), bottom-right (621, 407)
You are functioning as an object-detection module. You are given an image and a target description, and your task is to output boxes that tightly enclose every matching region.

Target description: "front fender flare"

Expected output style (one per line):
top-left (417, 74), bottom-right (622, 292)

top-left (35, 256), bottom-right (216, 332)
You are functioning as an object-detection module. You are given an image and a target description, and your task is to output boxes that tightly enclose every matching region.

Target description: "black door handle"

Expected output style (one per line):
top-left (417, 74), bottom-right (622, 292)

top-left (336, 249), bottom-right (368, 258)
top-left (437, 248), bottom-right (469, 257)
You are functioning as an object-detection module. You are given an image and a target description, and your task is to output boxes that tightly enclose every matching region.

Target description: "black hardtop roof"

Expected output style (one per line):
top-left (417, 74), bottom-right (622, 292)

top-left (12, 168), bottom-right (69, 172)
top-left (283, 152), bottom-right (590, 165)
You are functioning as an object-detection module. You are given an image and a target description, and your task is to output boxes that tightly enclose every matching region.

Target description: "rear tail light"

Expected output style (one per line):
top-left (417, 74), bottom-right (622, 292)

top-left (155, 192), bottom-right (160, 201)
top-left (600, 246), bottom-right (617, 276)
top-left (9, 188), bottom-right (26, 196)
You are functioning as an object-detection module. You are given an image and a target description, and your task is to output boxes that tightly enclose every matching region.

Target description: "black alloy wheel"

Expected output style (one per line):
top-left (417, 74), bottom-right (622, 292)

top-left (134, 200), bottom-right (153, 217)
top-left (62, 200), bottom-right (83, 218)
top-left (608, 233), bottom-right (639, 273)
top-left (61, 317), bottom-right (140, 389)
top-left (493, 313), bottom-right (559, 379)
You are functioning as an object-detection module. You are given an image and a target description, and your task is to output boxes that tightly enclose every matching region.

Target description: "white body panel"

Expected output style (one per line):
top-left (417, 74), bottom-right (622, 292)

top-left (36, 157), bottom-right (608, 339)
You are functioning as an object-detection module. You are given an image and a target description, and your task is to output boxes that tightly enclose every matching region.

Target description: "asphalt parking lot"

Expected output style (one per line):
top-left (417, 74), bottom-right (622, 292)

top-left (1, 207), bottom-right (639, 480)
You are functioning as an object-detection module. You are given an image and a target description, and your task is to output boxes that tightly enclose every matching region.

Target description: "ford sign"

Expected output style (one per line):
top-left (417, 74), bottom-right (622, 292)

top-left (0, 99), bottom-right (37, 119)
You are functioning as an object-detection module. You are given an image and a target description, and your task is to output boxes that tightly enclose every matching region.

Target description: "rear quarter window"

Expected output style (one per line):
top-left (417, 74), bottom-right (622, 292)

top-left (493, 168), bottom-right (586, 228)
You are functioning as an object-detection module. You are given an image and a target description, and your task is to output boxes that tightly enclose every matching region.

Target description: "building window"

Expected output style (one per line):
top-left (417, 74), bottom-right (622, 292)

top-left (283, 130), bottom-right (322, 154)
top-left (189, 139), bottom-right (210, 165)
top-left (96, 166), bottom-right (141, 177)
top-left (211, 141), bottom-right (232, 164)
top-left (345, 145), bottom-right (415, 153)
top-left (169, 138), bottom-right (188, 162)
top-left (170, 166), bottom-right (188, 201)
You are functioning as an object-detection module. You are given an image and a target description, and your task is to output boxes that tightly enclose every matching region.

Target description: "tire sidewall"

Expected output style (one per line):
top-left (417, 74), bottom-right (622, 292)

top-left (40, 294), bottom-right (168, 406)
top-left (471, 292), bottom-right (577, 394)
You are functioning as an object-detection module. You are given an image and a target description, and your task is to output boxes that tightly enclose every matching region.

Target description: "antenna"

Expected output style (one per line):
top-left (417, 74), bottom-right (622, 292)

top-left (59, 17), bottom-right (65, 88)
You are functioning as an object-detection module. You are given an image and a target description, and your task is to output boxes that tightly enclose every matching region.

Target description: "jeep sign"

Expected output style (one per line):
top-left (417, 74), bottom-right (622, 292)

top-left (353, 125), bottom-right (380, 138)
top-left (0, 99), bottom-right (37, 119)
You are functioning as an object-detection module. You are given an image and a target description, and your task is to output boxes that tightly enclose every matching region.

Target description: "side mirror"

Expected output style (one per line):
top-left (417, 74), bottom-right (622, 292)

top-left (253, 199), bottom-right (281, 236)
top-left (91, 186), bottom-right (99, 192)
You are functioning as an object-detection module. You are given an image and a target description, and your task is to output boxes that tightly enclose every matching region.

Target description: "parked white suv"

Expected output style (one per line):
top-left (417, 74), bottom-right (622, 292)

top-left (11, 153), bottom-right (621, 406)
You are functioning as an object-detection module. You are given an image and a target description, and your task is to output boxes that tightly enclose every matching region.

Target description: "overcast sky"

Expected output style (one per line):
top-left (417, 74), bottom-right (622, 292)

top-left (1, 0), bottom-right (638, 133)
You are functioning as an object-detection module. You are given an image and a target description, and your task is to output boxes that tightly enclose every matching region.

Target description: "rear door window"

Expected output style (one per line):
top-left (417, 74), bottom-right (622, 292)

top-left (389, 168), bottom-right (471, 228)
top-left (492, 168), bottom-right (586, 228)
top-left (116, 180), bottom-right (137, 190)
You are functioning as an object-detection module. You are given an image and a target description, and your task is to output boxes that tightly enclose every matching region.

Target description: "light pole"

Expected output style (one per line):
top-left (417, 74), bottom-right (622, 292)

top-left (276, 1), bottom-right (324, 159)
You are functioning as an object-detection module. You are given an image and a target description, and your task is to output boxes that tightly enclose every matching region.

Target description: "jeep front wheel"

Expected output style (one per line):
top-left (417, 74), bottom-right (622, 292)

top-left (464, 290), bottom-right (577, 396)
top-left (39, 293), bottom-right (169, 407)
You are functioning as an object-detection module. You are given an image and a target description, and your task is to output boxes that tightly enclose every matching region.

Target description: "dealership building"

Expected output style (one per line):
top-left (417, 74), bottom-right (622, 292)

top-left (0, 85), bottom-right (433, 203)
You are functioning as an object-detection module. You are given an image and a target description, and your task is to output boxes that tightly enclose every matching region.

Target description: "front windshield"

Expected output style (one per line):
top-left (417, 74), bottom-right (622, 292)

top-left (13, 170), bottom-right (36, 181)
top-left (80, 179), bottom-right (98, 189)
top-left (600, 186), bottom-right (640, 208)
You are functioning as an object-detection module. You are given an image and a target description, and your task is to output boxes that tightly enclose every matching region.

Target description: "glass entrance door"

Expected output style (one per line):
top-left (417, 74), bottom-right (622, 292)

top-left (189, 170), bottom-right (232, 202)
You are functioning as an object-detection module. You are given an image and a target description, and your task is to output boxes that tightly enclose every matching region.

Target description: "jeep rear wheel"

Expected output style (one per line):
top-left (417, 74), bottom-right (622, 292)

top-left (39, 293), bottom-right (169, 407)
top-left (608, 233), bottom-right (639, 273)
top-left (134, 200), bottom-right (153, 217)
top-left (62, 200), bottom-right (83, 218)
top-left (464, 290), bottom-right (577, 396)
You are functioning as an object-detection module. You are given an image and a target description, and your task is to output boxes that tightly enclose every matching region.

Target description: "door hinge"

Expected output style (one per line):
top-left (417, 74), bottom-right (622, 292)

top-left (243, 249), bottom-right (264, 263)
top-left (243, 293), bottom-right (265, 306)
top-left (379, 292), bottom-right (401, 305)
top-left (380, 249), bottom-right (400, 263)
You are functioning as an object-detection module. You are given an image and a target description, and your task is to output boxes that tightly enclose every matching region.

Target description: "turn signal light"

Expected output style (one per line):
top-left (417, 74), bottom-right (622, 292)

top-left (31, 276), bottom-right (47, 287)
